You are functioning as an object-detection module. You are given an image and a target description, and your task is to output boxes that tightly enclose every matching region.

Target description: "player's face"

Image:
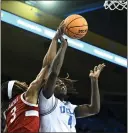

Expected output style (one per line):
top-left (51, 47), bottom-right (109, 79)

top-left (54, 79), bottom-right (67, 96)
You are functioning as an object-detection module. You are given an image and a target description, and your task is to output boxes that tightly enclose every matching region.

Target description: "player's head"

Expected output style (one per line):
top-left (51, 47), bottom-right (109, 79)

top-left (54, 74), bottom-right (78, 100)
top-left (1, 80), bottom-right (28, 103)
top-left (54, 78), bottom-right (67, 98)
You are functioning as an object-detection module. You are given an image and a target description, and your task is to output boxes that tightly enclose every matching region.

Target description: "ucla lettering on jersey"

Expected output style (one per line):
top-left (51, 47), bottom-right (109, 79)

top-left (39, 93), bottom-right (77, 132)
top-left (60, 105), bottom-right (75, 128)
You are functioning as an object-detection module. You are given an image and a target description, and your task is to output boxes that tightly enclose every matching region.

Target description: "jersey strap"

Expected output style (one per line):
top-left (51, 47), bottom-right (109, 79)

top-left (40, 98), bottom-right (58, 116)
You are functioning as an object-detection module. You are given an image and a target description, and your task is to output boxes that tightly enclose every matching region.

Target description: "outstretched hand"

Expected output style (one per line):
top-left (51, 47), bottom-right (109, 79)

top-left (89, 63), bottom-right (105, 79)
top-left (58, 20), bottom-right (65, 34)
top-left (54, 20), bottom-right (65, 39)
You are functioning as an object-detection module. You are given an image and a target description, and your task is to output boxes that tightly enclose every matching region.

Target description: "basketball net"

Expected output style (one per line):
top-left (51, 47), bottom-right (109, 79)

top-left (104, 0), bottom-right (127, 10)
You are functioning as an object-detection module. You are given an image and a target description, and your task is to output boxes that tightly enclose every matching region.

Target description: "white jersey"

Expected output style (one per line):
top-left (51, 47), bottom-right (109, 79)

top-left (39, 91), bottom-right (77, 132)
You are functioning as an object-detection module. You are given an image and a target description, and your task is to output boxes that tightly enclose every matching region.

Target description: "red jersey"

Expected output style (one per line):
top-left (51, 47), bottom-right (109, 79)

top-left (6, 93), bottom-right (39, 133)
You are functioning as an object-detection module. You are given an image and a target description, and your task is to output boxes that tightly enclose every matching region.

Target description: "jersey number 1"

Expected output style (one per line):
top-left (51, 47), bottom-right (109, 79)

top-left (10, 107), bottom-right (16, 123)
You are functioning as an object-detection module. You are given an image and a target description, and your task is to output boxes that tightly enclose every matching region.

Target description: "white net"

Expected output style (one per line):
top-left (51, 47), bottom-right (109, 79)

top-left (104, 0), bottom-right (127, 10)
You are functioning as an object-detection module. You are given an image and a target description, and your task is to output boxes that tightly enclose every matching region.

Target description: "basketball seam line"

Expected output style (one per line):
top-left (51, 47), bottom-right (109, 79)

top-left (67, 28), bottom-right (87, 36)
top-left (65, 17), bottom-right (83, 29)
top-left (68, 25), bottom-right (88, 30)
top-left (65, 28), bottom-right (70, 38)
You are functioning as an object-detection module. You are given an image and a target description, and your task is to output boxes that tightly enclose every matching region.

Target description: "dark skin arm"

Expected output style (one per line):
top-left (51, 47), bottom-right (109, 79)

top-left (43, 21), bottom-right (64, 68)
top-left (42, 21), bottom-right (64, 80)
top-left (25, 22), bottom-right (65, 104)
top-left (43, 34), bottom-right (58, 67)
top-left (43, 37), bottom-right (68, 99)
top-left (74, 63), bottom-right (105, 118)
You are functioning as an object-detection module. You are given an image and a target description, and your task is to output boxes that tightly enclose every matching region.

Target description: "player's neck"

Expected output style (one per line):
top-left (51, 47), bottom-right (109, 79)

top-left (61, 98), bottom-right (64, 101)
top-left (56, 95), bottom-right (65, 101)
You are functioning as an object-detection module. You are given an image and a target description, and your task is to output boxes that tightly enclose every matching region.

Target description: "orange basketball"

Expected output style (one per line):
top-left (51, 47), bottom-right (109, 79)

top-left (63, 14), bottom-right (88, 39)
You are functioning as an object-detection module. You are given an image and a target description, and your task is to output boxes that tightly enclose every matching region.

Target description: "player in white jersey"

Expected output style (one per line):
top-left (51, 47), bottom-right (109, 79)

top-left (39, 22), bottom-right (106, 132)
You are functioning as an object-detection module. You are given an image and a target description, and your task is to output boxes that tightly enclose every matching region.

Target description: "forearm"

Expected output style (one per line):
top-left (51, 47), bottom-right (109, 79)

top-left (27, 66), bottom-right (48, 96)
top-left (49, 41), bottom-right (67, 76)
top-left (31, 66), bottom-right (48, 88)
top-left (43, 40), bottom-right (68, 98)
top-left (75, 64), bottom-right (104, 118)
top-left (25, 66), bottom-right (48, 104)
top-left (90, 78), bottom-right (100, 112)
top-left (43, 37), bottom-right (58, 67)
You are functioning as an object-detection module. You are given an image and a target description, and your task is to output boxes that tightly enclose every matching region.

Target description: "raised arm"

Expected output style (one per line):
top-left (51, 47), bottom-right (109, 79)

top-left (25, 22), bottom-right (65, 104)
top-left (43, 21), bottom-right (64, 67)
top-left (43, 37), bottom-right (68, 99)
top-left (42, 34), bottom-right (58, 67)
top-left (24, 66), bottom-right (48, 104)
top-left (74, 63), bottom-right (105, 118)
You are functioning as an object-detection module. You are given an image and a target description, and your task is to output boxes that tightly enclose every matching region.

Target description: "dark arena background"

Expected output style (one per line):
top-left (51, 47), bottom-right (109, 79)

top-left (1, 1), bottom-right (127, 133)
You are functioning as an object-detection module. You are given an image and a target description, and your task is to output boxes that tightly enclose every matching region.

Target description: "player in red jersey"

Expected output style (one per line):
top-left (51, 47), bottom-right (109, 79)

top-left (2, 68), bottom-right (47, 133)
top-left (1, 25), bottom-right (64, 133)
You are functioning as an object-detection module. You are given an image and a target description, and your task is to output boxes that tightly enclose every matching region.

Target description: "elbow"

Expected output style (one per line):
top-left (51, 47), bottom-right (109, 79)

top-left (94, 108), bottom-right (100, 114)
top-left (90, 105), bottom-right (100, 114)
top-left (92, 106), bottom-right (100, 114)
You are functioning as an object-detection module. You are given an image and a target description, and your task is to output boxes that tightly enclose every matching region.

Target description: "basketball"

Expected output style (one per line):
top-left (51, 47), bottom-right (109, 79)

top-left (63, 14), bottom-right (88, 39)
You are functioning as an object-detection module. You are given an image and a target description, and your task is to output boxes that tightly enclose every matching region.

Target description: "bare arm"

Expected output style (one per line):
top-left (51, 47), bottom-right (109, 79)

top-left (25, 23), bottom-right (64, 104)
top-left (43, 36), bottom-right (58, 67)
top-left (43, 37), bottom-right (68, 99)
top-left (75, 78), bottom-right (100, 118)
top-left (75, 64), bottom-right (105, 118)
top-left (25, 66), bottom-right (48, 104)
top-left (43, 21), bottom-right (64, 67)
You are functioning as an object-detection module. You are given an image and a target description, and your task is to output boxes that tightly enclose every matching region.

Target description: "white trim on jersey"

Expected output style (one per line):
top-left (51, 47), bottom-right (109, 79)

top-left (21, 93), bottom-right (38, 107)
top-left (25, 110), bottom-right (39, 117)
top-left (8, 80), bottom-right (16, 99)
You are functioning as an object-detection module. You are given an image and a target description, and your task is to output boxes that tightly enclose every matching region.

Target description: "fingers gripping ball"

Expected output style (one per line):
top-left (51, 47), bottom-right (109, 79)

top-left (63, 14), bottom-right (88, 39)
